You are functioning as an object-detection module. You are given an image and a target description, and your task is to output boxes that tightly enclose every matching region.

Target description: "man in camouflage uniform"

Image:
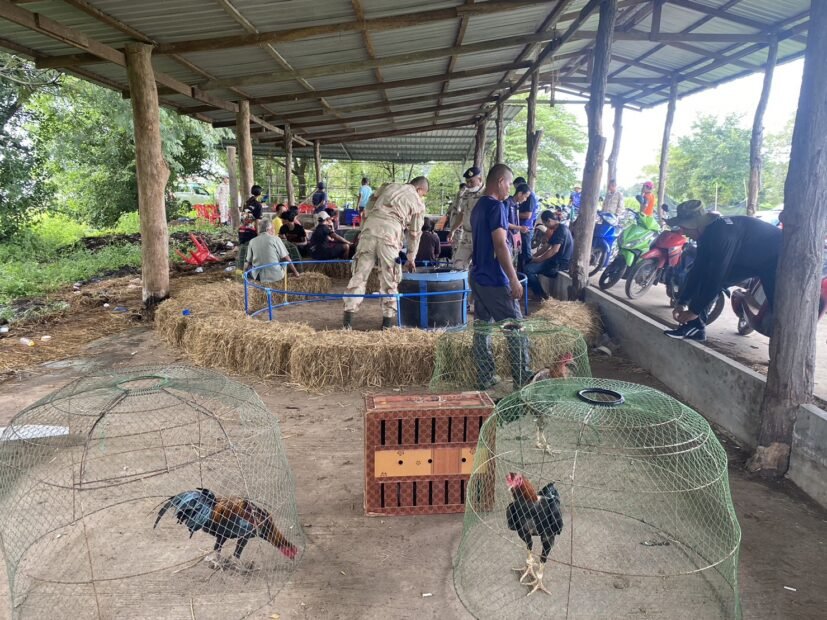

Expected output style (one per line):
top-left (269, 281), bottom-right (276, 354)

top-left (343, 177), bottom-right (429, 329)
top-left (448, 166), bottom-right (483, 271)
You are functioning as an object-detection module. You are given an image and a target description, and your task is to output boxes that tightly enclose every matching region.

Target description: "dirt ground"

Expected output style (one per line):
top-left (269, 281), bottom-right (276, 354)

top-left (0, 328), bottom-right (825, 619)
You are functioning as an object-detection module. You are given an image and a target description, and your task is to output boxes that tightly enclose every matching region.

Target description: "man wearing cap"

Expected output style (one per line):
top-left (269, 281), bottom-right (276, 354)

top-left (513, 176), bottom-right (539, 270)
top-left (312, 182), bottom-right (329, 213)
top-left (343, 177), bottom-right (429, 329)
top-left (664, 200), bottom-right (782, 341)
top-left (568, 185), bottom-right (582, 220)
top-left (448, 166), bottom-right (484, 270)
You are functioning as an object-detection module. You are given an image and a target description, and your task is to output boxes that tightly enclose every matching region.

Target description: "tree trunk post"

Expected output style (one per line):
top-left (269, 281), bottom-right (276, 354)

top-left (568, 0), bottom-right (618, 300)
top-left (236, 100), bottom-right (254, 198)
top-left (526, 71), bottom-right (543, 190)
top-left (473, 119), bottom-right (487, 171)
top-left (607, 98), bottom-right (623, 189)
top-left (747, 37), bottom-right (779, 217)
top-left (226, 146), bottom-right (240, 229)
top-left (495, 101), bottom-right (505, 164)
top-left (314, 139), bottom-right (322, 187)
top-left (748, 2), bottom-right (827, 476)
top-left (657, 78), bottom-right (678, 212)
top-left (124, 43), bottom-right (170, 309)
top-left (285, 123), bottom-right (296, 207)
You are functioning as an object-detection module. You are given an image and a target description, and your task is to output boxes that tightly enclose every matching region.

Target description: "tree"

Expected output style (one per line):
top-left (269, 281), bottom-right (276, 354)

top-left (761, 116), bottom-right (793, 209)
top-left (502, 98), bottom-right (586, 194)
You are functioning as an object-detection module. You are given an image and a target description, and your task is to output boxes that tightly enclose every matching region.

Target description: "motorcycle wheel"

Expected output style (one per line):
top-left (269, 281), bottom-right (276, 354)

top-left (598, 260), bottom-right (624, 290)
top-left (736, 310), bottom-right (755, 336)
top-left (705, 292), bottom-right (726, 325)
top-left (625, 258), bottom-right (659, 299)
top-left (589, 246), bottom-right (607, 277)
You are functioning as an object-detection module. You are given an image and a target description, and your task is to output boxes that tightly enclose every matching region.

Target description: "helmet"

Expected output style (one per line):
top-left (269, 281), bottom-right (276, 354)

top-left (643, 181), bottom-right (654, 190)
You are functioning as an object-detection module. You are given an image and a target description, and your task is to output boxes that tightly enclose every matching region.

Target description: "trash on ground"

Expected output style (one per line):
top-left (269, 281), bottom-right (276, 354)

top-left (19, 338), bottom-right (35, 347)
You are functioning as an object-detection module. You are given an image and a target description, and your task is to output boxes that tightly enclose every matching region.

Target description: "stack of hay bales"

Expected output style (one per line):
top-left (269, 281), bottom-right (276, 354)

top-left (247, 272), bottom-right (332, 310)
top-left (289, 329), bottom-right (439, 389)
top-left (532, 298), bottom-right (602, 345)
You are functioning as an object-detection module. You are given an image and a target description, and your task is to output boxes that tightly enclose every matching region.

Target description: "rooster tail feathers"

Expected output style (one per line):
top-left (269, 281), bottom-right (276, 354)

top-left (259, 516), bottom-right (298, 560)
top-left (153, 498), bottom-right (174, 528)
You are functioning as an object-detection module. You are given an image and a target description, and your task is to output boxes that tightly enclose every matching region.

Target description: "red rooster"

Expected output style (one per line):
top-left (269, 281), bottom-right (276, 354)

top-left (154, 488), bottom-right (298, 568)
top-left (506, 472), bottom-right (563, 596)
top-left (529, 352), bottom-right (575, 452)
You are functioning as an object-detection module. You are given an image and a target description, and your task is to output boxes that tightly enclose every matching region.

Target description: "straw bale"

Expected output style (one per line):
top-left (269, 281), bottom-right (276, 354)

top-left (531, 298), bottom-right (602, 345)
top-left (289, 328), bottom-right (439, 389)
top-left (247, 272), bottom-right (332, 311)
top-left (304, 261), bottom-right (352, 280)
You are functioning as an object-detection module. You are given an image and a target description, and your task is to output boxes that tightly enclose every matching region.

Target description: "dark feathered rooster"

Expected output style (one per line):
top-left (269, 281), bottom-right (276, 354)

top-left (529, 351), bottom-right (575, 452)
top-left (154, 488), bottom-right (298, 568)
top-left (506, 472), bottom-right (563, 596)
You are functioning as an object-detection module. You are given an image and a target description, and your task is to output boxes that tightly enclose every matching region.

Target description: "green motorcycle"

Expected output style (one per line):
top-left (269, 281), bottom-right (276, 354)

top-left (598, 211), bottom-right (660, 291)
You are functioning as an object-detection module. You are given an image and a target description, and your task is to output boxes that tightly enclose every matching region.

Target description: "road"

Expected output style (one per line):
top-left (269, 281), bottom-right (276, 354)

top-left (597, 278), bottom-right (827, 401)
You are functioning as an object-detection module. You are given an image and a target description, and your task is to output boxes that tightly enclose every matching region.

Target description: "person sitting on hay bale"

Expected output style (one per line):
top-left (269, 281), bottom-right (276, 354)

top-left (342, 177), bottom-right (429, 330)
top-left (416, 217), bottom-right (441, 266)
top-left (246, 219), bottom-right (301, 282)
top-left (470, 164), bottom-right (532, 389)
top-left (279, 212), bottom-right (308, 259)
top-left (309, 212), bottom-right (353, 261)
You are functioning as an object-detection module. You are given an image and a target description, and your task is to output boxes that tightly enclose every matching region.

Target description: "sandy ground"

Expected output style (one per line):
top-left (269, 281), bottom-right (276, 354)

top-left (597, 278), bottom-right (827, 402)
top-left (0, 327), bottom-right (825, 619)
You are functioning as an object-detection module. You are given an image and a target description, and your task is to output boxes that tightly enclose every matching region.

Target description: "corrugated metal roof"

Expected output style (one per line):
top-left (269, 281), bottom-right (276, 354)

top-left (0, 0), bottom-right (812, 159)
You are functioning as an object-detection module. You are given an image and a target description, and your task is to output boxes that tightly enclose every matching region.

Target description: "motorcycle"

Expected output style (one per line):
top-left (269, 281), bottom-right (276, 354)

top-left (624, 228), bottom-right (687, 300)
top-left (588, 211), bottom-right (621, 277)
top-left (598, 211), bottom-right (660, 290)
top-left (665, 240), bottom-right (727, 324)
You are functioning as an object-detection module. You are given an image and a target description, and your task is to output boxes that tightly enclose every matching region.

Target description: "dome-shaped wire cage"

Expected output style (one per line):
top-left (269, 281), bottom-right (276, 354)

top-left (454, 378), bottom-right (741, 619)
top-left (430, 320), bottom-right (592, 392)
top-left (0, 365), bottom-right (304, 620)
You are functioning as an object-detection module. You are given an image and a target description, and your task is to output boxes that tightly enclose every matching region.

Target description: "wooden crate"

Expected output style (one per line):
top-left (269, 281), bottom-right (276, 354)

top-left (364, 392), bottom-right (496, 516)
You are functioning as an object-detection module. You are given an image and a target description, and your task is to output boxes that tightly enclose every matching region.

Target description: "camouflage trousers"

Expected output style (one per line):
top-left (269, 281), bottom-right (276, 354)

top-left (343, 233), bottom-right (402, 318)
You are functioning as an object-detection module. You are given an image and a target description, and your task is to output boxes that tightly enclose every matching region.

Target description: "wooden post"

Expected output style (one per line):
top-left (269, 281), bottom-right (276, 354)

top-left (473, 119), bottom-right (487, 170)
top-left (747, 37), bottom-right (779, 216)
top-left (124, 43), bottom-right (169, 308)
top-left (314, 139), bottom-right (322, 187)
top-left (749, 1), bottom-right (827, 476)
top-left (526, 71), bottom-right (543, 190)
top-left (285, 123), bottom-right (296, 207)
top-left (568, 0), bottom-right (618, 300)
top-left (226, 146), bottom-right (240, 229)
top-left (657, 78), bottom-right (678, 211)
top-left (237, 100), bottom-right (254, 198)
top-left (607, 98), bottom-right (623, 189)
top-left (495, 101), bottom-right (505, 164)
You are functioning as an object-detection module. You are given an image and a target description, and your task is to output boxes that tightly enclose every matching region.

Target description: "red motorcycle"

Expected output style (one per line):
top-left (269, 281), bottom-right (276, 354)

top-left (624, 229), bottom-right (686, 300)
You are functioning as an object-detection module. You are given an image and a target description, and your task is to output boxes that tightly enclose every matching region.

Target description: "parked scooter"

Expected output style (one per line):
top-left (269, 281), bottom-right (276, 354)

top-left (625, 228), bottom-right (687, 299)
top-left (665, 240), bottom-right (727, 324)
top-left (588, 211), bottom-right (621, 276)
top-left (598, 211), bottom-right (660, 290)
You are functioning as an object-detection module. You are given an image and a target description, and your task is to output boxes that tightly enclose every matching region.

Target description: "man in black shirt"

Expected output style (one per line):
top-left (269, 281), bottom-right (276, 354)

top-left (524, 210), bottom-right (573, 300)
top-left (664, 200), bottom-right (782, 341)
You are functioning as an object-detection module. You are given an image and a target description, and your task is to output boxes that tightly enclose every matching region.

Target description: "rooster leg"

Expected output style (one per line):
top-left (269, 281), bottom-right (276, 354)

top-left (512, 552), bottom-right (538, 585)
top-left (534, 422), bottom-right (552, 453)
top-left (526, 562), bottom-right (551, 596)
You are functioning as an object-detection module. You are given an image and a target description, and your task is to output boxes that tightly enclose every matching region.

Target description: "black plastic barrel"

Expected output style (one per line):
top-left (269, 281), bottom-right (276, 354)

top-left (398, 268), bottom-right (468, 329)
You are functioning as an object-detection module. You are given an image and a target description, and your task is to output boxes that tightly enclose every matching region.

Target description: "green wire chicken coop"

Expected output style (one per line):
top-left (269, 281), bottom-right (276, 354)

top-left (0, 366), bottom-right (303, 620)
top-left (454, 378), bottom-right (742, 620)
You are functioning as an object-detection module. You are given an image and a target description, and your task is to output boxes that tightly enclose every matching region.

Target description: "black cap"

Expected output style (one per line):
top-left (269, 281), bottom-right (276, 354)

top-left (513, 177), bottom-right (527, 186)
top-left (462, 166), bottom-right (481, 180)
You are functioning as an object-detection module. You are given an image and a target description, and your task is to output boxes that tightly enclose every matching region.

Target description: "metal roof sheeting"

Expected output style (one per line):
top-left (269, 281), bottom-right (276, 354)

top-left (0, 0), bottom-right (811, 160)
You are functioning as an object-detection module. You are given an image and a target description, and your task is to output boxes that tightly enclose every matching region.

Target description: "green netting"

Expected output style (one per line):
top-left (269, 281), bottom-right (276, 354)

top-left (0, 365), bottom-right (304, 620)
top-left (429, 319), bottom-right (592, 393)
top-left (454, 378), bottom-right (741, 620)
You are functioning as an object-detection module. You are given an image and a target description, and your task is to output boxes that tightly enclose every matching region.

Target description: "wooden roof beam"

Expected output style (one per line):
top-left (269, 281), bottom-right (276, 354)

top-left (351, 0), bottom-right (393, 121)
top-left (153, 0), bottom-right (555, 55)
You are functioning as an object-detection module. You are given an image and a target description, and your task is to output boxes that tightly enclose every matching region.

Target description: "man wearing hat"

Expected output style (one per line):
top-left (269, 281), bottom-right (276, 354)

top-left (448, 166), bottom-right (483, 270)
top-left (343, 177), bottom-right (429, 329)
top-left (664, 200), bottom-right (782, 341)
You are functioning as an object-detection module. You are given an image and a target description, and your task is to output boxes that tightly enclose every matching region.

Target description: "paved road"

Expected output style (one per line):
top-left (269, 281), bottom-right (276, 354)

top-left (597, 278), bottom-right (827, 401)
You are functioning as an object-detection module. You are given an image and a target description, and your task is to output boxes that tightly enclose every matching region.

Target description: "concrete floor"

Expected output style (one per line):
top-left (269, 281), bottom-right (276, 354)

top-left (598, 279), bottom-right (827, 402)
top-left (0, 328), bottom-right (825, 619)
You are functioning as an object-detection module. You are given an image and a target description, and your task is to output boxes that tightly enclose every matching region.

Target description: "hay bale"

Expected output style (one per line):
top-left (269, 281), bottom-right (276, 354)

top-left (154, 281), bottom-right (244, 347)
top-left (304, 261), bottom-right (352, 280)
top-left (531, 298), bottom-right (602, 345)
top-left (155, 299), bottom-right (189, 347)
top-left (247, 272), bottom-right (332, 311)
top-left (289, 328), bottom-right (439, 389)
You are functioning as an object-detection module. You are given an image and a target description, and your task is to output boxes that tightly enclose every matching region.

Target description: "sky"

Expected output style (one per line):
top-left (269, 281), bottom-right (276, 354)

top-left (561, 58), bottom-right (804, 190)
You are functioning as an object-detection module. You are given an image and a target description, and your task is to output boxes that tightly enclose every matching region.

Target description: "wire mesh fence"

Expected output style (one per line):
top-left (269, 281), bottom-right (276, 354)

top-left (454, 378), bottom-right (741, 620)
top-left (0, 365), bottom-right (303, 620)
top-left (430, 320), bottom-right (592, 393)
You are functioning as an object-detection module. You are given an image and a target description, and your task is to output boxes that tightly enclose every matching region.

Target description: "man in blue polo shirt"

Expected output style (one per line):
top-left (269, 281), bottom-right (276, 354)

top-left (513, 176), bottom-right (539, 270)
top-left (470, 164), bottom-right (532, 390)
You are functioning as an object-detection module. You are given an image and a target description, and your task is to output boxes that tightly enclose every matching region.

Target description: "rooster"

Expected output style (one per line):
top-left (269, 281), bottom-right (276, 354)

top-left (529, 351), bottom-right (575, 452)
top-left (154, 488), bottom-right (298, 568)
top-left (506, 472), bottom-right (563, 596)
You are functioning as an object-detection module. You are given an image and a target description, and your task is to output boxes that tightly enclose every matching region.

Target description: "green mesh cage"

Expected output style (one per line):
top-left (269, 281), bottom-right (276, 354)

top-left (0, 365), bottom-right (304, 620)
top-left (430, 320), bottom-right (592, 393)
top-left (454, 378), bottom-right (741, 619)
